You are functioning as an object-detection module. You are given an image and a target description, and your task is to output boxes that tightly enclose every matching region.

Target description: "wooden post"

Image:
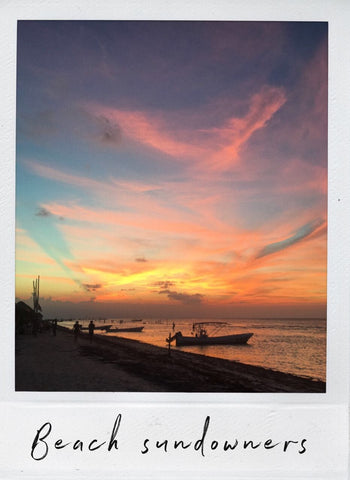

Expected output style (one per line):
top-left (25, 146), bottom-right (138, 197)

top-left (167, 332), bottom-right (171, 356)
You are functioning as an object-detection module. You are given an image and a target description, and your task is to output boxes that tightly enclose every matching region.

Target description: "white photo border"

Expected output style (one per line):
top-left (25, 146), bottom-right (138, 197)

top-left (1, 1), bottom-right (349, 478)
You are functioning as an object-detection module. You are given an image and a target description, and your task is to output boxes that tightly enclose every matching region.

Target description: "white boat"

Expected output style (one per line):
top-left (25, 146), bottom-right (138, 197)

top-left (170, 322), bottom-right (253, 346)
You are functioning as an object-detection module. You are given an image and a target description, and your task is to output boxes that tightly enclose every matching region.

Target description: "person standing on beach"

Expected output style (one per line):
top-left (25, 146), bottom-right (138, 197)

top-left (52, 319), bottom-right (57, 336)
top-left (73, 321), bottom-right (81, 342)
top-left (88, 320), bottom-right (95, 343)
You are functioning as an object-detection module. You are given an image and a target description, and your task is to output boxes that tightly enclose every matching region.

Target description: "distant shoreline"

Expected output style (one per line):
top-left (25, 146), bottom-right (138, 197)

top-left (15, 326), bottom-right (326, 393)
top-left (54, 316), bottom-right (327, 322)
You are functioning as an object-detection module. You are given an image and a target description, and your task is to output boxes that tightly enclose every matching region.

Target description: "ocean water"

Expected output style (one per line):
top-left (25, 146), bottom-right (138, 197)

top-left (62, 317), bottom-right (326, 382)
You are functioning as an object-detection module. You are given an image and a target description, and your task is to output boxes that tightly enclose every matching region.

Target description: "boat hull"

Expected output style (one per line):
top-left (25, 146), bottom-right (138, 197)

top-left (108, 326), bottom-right (144, 333)
top-left (81, 324), bottom-right (112, 331)
top-left (175, 332), bottom-right (253, 346)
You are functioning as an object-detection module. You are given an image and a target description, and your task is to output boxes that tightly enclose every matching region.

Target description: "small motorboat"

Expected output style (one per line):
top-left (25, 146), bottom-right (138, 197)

top-left (81, 324), bottom-right (112, 331)
top-left (169, 322), bottom-right (253, 346)
top-left (108, 326), bottom-right (144, 333)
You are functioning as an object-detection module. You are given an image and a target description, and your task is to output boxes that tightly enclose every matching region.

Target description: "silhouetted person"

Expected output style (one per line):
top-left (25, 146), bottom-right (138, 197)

top-left (172, 322), bottom-right (175, 331)
top-left (88, 320), bottom-right (95, 343)
top-left (73, 321), bottom-right (81, 342)
top-left (52, 319), bottom-right (57, 336)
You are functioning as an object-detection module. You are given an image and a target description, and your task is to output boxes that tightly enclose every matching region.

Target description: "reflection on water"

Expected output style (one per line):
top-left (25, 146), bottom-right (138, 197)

top-left (61, 317), bottom-right (326, 382)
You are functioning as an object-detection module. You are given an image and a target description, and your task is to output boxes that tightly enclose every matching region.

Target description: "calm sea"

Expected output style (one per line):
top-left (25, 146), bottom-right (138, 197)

top-left (62, 317), bottom-right (326, 382)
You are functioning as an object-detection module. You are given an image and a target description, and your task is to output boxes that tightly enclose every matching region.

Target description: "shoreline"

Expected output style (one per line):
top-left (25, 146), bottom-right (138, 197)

top-left (15, 326), bottom-right (326, 393)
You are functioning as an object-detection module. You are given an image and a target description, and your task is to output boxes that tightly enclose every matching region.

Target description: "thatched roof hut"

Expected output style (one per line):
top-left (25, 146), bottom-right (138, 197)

top-left (15, 301), bottom-right (42, 334)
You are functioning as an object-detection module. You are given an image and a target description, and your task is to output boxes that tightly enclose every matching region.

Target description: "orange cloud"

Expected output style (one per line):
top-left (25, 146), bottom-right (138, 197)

top-left (57, 215), bottom-right (326, 308)
top-left (44, 201), bottom-right (236, 242)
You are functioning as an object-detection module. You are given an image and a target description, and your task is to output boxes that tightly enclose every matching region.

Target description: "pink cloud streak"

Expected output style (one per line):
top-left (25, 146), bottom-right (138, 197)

top-left (86, 85), bottom-right (286, 171)
top-left (91, 108), bottom-right (205, 159)
top-left (208, 86), bottom-right (286, 170)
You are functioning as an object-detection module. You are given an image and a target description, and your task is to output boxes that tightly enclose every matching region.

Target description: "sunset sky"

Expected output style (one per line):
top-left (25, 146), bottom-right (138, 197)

top-left (15, 21), bottom-right (327, 319)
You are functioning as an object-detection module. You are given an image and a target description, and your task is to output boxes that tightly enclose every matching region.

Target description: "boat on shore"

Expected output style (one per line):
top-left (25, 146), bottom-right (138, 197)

top-left (81, 324), bottom-right (112, 331)
top-left (108, 326), bottom-right (144, 333)
top-left (171, 322), bottom-right (253, 346)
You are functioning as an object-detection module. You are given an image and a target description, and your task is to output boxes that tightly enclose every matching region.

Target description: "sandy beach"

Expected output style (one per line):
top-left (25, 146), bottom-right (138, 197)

top-left (15, 327), bottom-right (326, 393)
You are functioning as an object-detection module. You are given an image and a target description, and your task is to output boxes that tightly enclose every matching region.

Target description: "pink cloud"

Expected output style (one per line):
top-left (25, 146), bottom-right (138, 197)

top-left (85, 85), bottom-right (286, 171)
top-left (111, 179), bottom-right (162, 193)
top-left (89, 107), bottom-right (205, 159)
top-left (207, 86), bottom-right (286, 170)
top-left (23, 159), bottom-right (115, 195)
top-left (25, 156), bottom-right (325, 282)
top-left (23, 159), bottom-right (243, 243)
top-left (43, 201), bottom-right (227, 240)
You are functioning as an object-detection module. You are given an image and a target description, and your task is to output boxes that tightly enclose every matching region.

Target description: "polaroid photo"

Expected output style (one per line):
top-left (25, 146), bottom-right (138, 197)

top-left (0, 1), bottom-right (349, 479)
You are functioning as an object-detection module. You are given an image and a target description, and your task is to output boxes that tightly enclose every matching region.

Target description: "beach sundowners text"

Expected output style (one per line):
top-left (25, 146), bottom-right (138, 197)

top-left (31, 413), bottom-right (307, 461)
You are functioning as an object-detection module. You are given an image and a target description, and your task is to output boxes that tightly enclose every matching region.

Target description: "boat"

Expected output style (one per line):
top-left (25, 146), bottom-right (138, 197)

top-left (95, 325), bottom-right (112, 331)
top-left (108, 326), bottom-right (144, 333)
top-left (81, 324), bottom-right (112, 331)
top-left (172, 322), bottom-right (253, 346)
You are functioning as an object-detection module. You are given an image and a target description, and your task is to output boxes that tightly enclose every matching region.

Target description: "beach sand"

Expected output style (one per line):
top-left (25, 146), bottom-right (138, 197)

top-left (15, 327), bottom-right (326, 393)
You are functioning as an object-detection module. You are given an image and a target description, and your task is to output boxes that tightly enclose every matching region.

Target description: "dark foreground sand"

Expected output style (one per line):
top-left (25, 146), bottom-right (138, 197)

top-left (15, 327), bottom-right (326, 393)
